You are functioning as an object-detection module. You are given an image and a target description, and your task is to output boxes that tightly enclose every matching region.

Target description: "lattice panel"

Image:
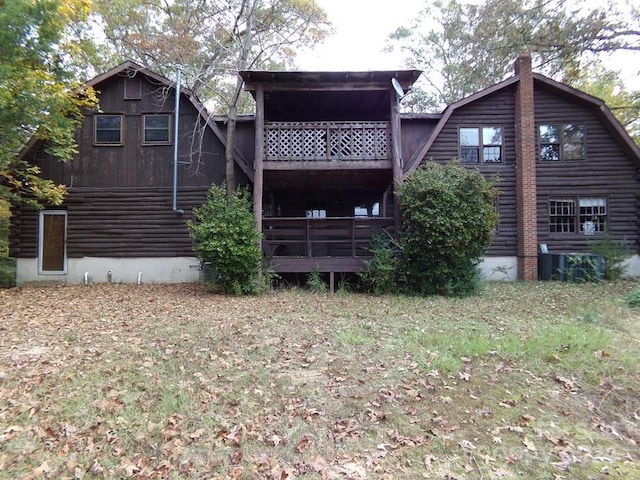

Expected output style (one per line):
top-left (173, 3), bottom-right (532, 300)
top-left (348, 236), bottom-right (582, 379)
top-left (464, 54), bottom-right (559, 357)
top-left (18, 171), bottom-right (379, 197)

top-left (266, 122), bottom-right (390, 161)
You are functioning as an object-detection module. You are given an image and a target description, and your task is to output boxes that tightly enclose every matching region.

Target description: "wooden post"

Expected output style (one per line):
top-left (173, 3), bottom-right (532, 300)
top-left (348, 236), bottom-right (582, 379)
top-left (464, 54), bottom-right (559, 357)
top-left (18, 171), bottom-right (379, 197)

top-left (390, 88), bottom-right (403, 227)
top-left (254, 84), bottom-right (264, 239)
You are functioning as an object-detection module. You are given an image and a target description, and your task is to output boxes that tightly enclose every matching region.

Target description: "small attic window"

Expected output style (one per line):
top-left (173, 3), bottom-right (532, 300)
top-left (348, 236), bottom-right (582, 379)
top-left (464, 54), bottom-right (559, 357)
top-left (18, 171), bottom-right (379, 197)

top-left (124, 76), bottom-right (142, 100)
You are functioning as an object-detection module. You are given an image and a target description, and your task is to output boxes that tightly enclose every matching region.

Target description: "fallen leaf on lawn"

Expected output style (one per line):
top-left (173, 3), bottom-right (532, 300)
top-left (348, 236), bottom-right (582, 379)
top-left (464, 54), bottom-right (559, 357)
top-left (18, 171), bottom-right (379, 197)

top-left (523, 437), bottom-right (537, 452)
top-left (480, 453), bottom-right (496, 464)
top-left (459, 439), bottom-right (476, 451)
top-left (554, 375), bottom-right (579, 391)
top-left (189, 428), bottom-right (206, 441)
top-left (424, 454), bottom-right (436, 470)
top-left (32, 461), bottom-right (51, 478)
top-left (459, 371), bottom-right (471, 382)
top-left (338, 462), bottom-right (367, 479)
top-left (296, 435), bottom-right (311, 452)
top-left (119, 458), bottom-right (139, 477)
top-left (228, 465), bottom-right (244, 478)
top-left (231, 449), bottom-right (243, 464)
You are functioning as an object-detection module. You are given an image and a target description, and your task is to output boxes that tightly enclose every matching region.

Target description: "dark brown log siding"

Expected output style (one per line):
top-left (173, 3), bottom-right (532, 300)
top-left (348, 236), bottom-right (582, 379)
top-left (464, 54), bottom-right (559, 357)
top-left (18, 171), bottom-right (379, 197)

top-left (423, 87), bottom-right (518, 256)
top-left (11, 187), bottom-right (208, 258)
top-left (11, 73), bottom-right (237, 259)
top-left (534, 85), bottom-right (640, 254)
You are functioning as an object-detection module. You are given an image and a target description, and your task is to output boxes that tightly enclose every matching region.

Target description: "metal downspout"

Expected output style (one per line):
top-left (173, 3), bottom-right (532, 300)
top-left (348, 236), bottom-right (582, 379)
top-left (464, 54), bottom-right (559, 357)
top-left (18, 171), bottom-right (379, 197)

top-left (173, 66), bottom-right (184, 215)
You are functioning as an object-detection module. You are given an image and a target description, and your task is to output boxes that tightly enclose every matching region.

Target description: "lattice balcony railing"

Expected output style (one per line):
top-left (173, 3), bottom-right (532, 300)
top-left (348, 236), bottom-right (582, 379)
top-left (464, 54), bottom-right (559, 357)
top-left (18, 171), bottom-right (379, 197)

top-left (265, 121), bottom-right (391, 161)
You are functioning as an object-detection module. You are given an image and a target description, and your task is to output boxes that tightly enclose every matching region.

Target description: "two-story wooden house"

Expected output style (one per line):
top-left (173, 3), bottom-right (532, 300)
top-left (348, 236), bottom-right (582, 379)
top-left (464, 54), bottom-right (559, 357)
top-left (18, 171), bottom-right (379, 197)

top-left (10, 54), bottom-right (640, 284)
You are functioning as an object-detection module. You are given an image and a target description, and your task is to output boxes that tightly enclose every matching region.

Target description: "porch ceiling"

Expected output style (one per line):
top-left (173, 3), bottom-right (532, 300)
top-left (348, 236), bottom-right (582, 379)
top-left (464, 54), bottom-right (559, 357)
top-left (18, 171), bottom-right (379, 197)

top-left (264, 90), bottom-right (391, 121)
top-left (240, 70), bottom-right (423, 122)
top-left (264, 168), bottom-right (393, 193)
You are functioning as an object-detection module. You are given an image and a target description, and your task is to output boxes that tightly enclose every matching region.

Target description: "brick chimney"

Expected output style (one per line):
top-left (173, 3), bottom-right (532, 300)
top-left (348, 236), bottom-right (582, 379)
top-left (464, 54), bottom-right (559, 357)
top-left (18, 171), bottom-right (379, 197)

top-left (514, 53), bottom-right (538, 280)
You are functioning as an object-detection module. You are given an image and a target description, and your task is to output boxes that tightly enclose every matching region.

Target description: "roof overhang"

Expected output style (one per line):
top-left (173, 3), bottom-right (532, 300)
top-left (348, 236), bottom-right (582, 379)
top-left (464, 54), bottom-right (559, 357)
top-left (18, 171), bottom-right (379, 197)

top-left (240, 70), bottom-right (422, 122)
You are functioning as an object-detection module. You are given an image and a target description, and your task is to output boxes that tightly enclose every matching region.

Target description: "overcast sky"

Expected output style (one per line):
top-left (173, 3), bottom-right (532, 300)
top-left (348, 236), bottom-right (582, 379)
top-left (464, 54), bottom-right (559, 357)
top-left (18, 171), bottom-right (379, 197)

top-left (295, 0), bottom-right (639, 90)
top-left (295, 0), bottom-right (425, 71)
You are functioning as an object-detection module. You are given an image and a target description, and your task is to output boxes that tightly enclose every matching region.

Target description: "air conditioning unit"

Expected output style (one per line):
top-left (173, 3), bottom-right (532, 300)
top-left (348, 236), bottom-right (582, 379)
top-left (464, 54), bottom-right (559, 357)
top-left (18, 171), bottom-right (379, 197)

top-left (538, 253), bottom-right (604, 282)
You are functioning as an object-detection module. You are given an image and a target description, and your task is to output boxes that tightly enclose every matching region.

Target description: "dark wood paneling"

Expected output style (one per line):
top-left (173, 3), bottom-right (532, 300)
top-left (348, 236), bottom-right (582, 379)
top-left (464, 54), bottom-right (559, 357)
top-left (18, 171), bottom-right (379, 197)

top-left (31, 74), bottom-right (238, 189)
top-left (11, 187), bottom-right (210, 259)
top-left (423, 87), bottom-right (519, 256)
top-left (534, 86), bottom-right (640, 253)
top-left (401, 117), bottom-right (438, 166)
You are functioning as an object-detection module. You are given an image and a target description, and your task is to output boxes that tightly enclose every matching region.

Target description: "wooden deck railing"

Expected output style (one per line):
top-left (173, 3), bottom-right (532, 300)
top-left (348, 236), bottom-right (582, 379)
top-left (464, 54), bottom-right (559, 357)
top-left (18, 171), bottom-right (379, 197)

top-left (265, 121), bottom-right (391, 161)
top-left (262, 217), bottom-right (395, 258)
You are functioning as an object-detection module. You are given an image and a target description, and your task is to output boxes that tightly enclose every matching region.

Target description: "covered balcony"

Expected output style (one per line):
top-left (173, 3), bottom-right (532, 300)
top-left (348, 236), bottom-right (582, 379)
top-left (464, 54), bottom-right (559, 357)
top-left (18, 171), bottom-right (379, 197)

top-left (265, 121), bottom-right (391, 164)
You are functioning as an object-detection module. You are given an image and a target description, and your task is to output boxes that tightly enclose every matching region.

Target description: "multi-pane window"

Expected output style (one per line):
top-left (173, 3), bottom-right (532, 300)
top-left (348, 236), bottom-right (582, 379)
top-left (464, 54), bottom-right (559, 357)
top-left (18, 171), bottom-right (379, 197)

top-left (539, 124), bottom-right (585, 161)
top-left (95, 115), bottom-right (123, 144)
top-left (549, 197), bottom-right (606, 234)
top-left (579, 197), bottom-right (607, 234)
top-left (143, 114), bottom-right (171, 144)
top-left (460, 126), bottom-right (503, 163)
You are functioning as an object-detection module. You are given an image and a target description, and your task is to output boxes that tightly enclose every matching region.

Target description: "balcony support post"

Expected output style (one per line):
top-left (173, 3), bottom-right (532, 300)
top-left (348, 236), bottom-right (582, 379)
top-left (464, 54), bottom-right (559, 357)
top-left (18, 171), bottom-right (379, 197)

top-left (254, 84), bottom-right (265, 241)
top-left (390, 89), bottom-right (403, 227)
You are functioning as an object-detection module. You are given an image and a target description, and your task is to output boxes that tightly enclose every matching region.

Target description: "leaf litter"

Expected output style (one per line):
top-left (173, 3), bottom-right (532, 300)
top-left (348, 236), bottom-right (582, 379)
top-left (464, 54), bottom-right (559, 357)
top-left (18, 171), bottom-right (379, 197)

top-left (0, 282), bottom-right (639, 478)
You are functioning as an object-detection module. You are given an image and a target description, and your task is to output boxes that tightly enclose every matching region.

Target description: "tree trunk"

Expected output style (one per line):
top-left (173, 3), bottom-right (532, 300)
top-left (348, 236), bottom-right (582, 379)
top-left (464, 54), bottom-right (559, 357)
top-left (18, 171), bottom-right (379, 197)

top-left (225, 103), bottom-right (238, 195)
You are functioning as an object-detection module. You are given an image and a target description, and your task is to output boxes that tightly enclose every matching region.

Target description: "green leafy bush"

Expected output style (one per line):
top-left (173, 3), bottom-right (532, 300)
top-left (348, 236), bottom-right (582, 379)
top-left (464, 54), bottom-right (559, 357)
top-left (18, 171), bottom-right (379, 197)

top-left (188, 185), bottom-right (262, 295)
top-left (589, 232), bottom-right (632, 281)
top-left (625, 286), bottom-right (640, 308)
top-left (398, 161), bottom-right (499, 297)
top-left (358, 232), bottom-right (403, 294)
top-left (306, 269), bottom-right (328, 293)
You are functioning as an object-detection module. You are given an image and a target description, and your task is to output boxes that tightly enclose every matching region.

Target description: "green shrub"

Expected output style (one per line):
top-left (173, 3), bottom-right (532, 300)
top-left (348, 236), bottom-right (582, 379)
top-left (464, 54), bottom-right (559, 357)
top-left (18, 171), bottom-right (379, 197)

top-left (358, 232), bottom-right (403, 294)
top-left (0, 257), bottom-right (15, 288)
top-left (398, 161), bottom-right (498, 297)
top-left (589, 232), bottom-right (632, 281)
top-left (625, 287), bottom-right (640, 308)
top-left (306, 269), bottom-right (327, 293)
top-left (0, 198), bottom-right (10, 258)
top-left (188, 185), bottom-right (262, 295)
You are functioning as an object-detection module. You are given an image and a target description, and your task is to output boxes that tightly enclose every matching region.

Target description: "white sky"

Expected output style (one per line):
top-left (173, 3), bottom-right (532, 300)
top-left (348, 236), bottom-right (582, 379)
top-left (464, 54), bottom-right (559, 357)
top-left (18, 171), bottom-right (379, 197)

top-left (295, 0), bottom-right (639, 90)
top-left (295, 0), bottom-right (425, 71)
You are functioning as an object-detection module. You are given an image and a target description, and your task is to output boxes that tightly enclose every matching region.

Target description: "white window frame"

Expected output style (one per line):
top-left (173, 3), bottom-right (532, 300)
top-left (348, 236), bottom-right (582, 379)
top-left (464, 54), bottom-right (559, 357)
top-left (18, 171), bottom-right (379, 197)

top-left (38, 210), bottom-right (67, 274)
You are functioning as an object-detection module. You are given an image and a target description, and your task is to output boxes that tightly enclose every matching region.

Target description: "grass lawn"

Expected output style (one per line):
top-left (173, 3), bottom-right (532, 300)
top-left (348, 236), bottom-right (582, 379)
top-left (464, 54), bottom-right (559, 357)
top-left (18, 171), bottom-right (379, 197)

top-left (0, 282), bottom-right (639, 479)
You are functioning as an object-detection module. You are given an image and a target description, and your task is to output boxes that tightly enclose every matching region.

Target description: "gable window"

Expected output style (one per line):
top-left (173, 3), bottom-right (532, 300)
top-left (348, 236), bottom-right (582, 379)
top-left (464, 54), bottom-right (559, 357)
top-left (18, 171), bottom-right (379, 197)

top-left (460, 126), bottom-right (503, 163)
top-left (549, 197), bottom-right (606, 234)
top-left (95, 114), bottom-right (123, 145)
top-left (38, 211), bottom-right (67, 274)
top-left (539, 124), bottom-right (585, 161)
top-left (143, 114), bottom-right (171, 144)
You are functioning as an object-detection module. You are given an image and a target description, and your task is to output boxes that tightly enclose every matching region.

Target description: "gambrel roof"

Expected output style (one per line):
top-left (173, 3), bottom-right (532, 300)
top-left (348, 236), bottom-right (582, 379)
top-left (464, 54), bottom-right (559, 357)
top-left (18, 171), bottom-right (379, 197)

top-left (84, 61), bottom-right (255, 181)
top-left (403, 73), bottom-right (640, 178)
